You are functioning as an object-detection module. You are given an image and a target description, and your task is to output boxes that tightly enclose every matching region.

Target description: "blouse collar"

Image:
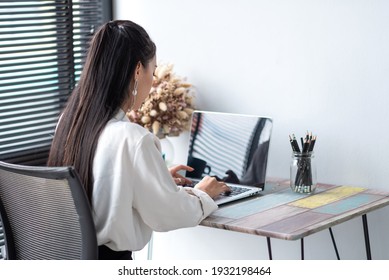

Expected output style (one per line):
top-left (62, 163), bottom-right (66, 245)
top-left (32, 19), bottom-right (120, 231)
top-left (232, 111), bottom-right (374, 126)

top-left (114, 109), bottom-right (128, 121)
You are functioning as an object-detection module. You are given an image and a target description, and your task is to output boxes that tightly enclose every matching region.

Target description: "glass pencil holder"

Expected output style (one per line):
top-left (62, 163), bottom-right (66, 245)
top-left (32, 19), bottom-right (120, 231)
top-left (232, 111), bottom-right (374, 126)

top-left (290, 151), bottom-right (317, 194)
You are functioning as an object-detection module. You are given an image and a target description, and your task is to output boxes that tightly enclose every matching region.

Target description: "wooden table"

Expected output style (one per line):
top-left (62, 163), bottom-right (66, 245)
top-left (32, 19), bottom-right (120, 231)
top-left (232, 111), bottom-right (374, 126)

top-left (201, 179), bottom-right (389, 259)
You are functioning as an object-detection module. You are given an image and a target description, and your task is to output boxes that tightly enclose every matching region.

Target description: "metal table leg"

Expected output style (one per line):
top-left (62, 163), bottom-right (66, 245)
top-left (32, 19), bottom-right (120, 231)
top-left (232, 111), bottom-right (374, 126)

top-left (362, 214), bottom-right (372, 260)
top-left (329, 227), bottom-right (340, 260)
top-left (266, 237), bottom-right (273, 260)
top-left (301, 238), bottom-right (304, 260)
top-left (267, 227), bottom-right (342, 260)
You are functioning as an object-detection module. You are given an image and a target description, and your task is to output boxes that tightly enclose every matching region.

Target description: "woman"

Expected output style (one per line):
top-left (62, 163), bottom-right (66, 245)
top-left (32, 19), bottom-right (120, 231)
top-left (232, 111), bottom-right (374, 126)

top-left (47, 20), bottom-right (229, 260)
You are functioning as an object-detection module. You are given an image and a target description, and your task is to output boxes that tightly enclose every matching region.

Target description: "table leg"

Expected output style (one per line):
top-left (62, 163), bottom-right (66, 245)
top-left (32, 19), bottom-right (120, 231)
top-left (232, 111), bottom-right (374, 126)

top-left (362, 214), bottom-right (372, 260)
top-left (266, 237), bottom-right (272, 260)
top-left (329, 227), bottom-right (340, 260)
top-left (301, 238), bottom-right (304, 260)
top-left (267, 228), bottom-right (344, 260)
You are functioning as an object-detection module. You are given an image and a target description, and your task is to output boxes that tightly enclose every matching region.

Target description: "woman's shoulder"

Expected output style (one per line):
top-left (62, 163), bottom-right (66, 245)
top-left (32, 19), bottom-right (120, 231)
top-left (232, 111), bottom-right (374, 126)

top-left (97, 110), bottom-right (160, 152)
top-left (104, 114), bottom-right (161, 145)
top-left (102, 117), bottom-right (151, 143)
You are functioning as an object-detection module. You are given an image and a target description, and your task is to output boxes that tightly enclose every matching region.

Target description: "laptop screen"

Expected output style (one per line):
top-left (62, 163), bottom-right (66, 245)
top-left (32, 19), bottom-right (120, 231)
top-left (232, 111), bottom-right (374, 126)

top-left (185, 111), bottom-right (273, 189)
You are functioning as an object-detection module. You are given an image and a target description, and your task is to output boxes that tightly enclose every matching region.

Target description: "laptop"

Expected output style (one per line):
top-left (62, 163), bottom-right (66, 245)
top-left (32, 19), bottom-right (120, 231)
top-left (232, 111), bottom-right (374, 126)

top-left (184, 111), bottom-right (273, 205)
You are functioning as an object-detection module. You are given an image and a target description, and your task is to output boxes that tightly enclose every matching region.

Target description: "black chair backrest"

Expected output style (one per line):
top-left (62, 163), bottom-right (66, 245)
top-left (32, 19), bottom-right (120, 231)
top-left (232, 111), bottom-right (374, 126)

top-left (0, 217), bottom-right (4, 259)
top-left (0, 161), bottom-right (97, 259)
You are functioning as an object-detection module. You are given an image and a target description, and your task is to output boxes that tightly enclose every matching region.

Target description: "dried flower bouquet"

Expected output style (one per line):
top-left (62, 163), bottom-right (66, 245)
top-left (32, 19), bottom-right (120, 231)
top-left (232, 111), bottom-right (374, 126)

top-left (128, 63), bottom-right (195, 138)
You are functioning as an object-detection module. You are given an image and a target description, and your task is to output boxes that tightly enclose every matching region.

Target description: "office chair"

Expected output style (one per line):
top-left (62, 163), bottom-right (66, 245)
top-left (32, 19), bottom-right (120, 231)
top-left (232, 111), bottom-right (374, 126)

top-left (0, 217), bottom-right (4, 259)
top-left (0, 161), bottom-right (97, 259)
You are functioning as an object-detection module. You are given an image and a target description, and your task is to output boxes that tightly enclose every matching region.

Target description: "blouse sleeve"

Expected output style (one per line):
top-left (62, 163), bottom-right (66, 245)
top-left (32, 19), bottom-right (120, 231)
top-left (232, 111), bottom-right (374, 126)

top-left (131, 133), bottom-right (218, 232)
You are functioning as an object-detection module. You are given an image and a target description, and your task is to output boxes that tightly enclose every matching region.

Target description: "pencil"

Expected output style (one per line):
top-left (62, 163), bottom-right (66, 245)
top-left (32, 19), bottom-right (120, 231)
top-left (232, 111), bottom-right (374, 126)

top-left (308, 135), bottom-right (316, 152)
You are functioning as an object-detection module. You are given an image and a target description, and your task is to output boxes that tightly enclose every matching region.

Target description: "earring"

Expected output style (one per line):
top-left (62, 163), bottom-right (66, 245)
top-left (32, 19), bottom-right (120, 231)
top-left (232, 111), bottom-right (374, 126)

top-left (132, 79), bottom-right (138, 96)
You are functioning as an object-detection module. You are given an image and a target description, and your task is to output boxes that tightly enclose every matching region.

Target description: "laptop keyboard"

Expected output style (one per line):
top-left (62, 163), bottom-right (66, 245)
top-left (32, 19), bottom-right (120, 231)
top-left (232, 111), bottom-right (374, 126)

top-left (223, 186), bottom-right (250, 196)
top-left (184, 180), bottom-right (250, 196)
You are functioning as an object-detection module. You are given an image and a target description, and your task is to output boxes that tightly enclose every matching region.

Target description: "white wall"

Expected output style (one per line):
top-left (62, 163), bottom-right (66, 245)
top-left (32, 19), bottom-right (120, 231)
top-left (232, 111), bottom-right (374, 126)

top-left (113, 0), bottom-right (389, 259)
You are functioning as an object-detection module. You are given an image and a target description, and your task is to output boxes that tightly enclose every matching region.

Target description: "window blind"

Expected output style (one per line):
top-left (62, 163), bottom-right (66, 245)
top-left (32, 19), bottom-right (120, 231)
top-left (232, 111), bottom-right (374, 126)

top-left (0, 0), bottom-right (110, 165)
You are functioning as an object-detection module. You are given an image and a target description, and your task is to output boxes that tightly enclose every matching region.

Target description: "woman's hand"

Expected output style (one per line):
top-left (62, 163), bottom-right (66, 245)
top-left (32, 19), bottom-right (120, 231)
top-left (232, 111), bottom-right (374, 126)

top-left (194, 176), bottom-right (231, 198)
top-left (169, 164), bottom-right (194, 185)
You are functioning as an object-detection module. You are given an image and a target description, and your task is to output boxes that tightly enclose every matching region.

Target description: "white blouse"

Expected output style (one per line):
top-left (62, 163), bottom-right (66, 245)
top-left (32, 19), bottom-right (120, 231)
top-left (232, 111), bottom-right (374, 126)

top-left (92, 109), bottom-right (218, 252)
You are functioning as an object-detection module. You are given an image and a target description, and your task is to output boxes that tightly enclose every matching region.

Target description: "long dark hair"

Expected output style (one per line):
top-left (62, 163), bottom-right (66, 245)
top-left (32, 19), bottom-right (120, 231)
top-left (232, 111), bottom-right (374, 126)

top-left (47, 20), bottom-right (156, 203)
